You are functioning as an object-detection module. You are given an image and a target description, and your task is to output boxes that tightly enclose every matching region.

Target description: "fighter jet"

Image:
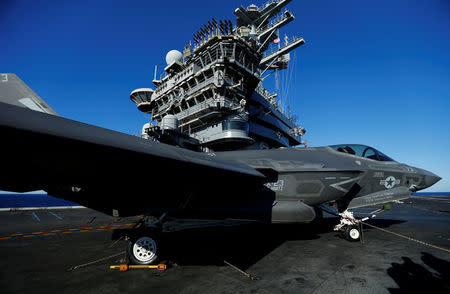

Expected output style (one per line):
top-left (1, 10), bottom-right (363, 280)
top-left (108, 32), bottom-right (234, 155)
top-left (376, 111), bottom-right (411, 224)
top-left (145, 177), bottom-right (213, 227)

top-left (0, 74), bottom-right (440, 265)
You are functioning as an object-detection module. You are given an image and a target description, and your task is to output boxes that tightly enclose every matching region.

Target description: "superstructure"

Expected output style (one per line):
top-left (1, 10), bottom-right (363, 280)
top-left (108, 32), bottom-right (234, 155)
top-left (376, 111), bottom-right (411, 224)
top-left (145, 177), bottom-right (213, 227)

top-left (130, 0), bottom-right (306, 151)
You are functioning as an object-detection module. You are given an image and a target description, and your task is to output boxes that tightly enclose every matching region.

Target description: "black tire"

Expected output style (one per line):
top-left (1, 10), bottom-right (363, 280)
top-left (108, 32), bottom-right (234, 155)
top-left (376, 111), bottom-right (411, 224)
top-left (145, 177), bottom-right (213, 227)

top-left (127, 234), bottom-right (159, 265)
top-left (344, 225), bottom-right (360, 242)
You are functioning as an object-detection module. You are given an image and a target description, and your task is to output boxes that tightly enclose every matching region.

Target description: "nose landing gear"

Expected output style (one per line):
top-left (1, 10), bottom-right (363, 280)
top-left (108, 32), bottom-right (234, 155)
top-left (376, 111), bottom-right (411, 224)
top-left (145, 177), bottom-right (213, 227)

top-left (334, 210), bottom-right (365, 242)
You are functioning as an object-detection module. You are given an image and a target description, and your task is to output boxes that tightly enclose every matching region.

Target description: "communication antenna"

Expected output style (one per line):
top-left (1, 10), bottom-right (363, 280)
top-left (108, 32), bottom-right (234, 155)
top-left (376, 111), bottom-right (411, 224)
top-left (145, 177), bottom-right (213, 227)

top-left (219, 20), bottom-right (225, 34)
top-left (228, 20), bottom-right (233, 32)
top-left (212, 18), bottom-right (218, 32)
top-left (200, 28), bottom-right (206, 38)
top-left (207, 21), bottom-right (214, 31)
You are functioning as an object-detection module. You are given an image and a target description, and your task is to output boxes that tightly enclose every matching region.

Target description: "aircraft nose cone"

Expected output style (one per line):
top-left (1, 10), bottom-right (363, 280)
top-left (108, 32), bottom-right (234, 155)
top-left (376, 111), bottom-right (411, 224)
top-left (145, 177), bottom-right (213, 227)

top-left (424, 173), bottom-right (441, 188)
top-left (414, 168), bottom-right (441, 190)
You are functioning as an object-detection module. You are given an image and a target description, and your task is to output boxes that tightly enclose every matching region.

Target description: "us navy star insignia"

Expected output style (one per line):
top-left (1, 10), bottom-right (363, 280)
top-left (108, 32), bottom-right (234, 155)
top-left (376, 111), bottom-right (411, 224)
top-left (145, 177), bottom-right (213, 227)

top-left (380, 176), bottom-right (400, 189)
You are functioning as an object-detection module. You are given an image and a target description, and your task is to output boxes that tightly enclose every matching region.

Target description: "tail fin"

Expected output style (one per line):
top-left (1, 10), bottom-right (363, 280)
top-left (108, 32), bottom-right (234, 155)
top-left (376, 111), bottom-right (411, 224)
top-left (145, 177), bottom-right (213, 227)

top-left (0, 73), bottom-right (58, 116)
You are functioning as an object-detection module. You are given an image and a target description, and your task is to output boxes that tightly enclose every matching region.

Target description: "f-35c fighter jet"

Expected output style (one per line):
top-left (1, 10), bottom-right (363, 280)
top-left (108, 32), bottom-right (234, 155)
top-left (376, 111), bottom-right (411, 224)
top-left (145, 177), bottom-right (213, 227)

top-left (0, 74), bottom-right (440, 265)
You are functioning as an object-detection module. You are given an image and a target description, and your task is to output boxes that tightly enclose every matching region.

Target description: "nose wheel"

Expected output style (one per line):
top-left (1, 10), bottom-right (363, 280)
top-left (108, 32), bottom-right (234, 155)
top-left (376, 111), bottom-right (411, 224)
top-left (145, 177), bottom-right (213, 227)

top-left (342, 225), bottom-right (361, 242)
top-left (334, 210), bottom-right (364, 242)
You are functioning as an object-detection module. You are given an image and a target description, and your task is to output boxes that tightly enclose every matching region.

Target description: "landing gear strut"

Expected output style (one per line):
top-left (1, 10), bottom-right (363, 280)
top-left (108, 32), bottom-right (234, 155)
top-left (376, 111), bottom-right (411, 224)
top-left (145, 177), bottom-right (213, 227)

top-left (334, 210), bottom-right (365, 242)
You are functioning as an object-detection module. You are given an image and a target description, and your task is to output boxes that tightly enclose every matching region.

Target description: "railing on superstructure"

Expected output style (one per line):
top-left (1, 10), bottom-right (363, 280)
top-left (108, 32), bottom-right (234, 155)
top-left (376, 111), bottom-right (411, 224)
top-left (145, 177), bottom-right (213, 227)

top-left (150, 36), bottom-right (263, 122)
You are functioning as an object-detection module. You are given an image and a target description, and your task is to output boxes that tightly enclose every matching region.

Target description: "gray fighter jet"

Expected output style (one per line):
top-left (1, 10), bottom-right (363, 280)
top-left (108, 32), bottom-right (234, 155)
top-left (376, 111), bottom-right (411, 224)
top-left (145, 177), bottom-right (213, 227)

top-left (0, 74), bottom-right (440, 265)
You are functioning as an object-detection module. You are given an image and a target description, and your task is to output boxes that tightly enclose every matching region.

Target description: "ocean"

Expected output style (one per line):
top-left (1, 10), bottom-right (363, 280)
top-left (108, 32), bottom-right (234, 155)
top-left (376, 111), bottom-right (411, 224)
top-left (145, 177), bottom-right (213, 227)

top-left (0, 193), bottom-right (80, 209)
top-left (412, 192), bottom-right (450, 196)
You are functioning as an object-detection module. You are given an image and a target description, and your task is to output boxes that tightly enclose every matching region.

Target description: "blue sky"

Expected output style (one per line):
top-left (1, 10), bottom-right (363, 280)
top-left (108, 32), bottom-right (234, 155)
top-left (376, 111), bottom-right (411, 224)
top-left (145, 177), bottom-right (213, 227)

top-left (1, 0), bottom-right (449, 192)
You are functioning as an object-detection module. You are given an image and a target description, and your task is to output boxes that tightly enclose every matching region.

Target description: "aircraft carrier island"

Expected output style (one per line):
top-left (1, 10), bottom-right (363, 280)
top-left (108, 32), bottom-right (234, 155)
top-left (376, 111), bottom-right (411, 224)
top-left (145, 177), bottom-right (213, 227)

top-left (0, 0), bottom-right (447, 293)
top-left (129, 0), bottom-right (306, 151)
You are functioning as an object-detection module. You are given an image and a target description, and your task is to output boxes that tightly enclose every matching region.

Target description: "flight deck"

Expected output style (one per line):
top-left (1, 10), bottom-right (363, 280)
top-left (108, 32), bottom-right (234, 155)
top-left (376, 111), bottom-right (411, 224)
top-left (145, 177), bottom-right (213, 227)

top-left (0, 196), bottom-right (448, 294)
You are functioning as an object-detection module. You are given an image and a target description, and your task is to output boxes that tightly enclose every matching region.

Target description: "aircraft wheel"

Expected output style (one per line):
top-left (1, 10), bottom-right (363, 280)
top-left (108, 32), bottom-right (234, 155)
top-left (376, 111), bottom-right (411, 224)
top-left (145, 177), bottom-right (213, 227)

top-left (344, 225), bottom-right (360, 242)
top-left (127, 234), bottom-right (159, 265)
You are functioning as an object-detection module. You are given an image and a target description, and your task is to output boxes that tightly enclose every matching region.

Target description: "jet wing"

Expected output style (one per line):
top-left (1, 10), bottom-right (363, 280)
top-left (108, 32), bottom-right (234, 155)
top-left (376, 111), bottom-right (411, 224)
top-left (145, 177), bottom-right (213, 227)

top-left (0, 74), bottom-right (59, 116)
top-left (0, 102), bottom-right (263, 215)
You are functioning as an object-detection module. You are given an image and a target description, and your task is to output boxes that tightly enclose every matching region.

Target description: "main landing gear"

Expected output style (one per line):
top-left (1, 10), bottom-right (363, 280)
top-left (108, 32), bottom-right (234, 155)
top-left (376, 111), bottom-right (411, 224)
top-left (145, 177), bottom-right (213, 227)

top-left (125, 215), bottom-right (166, 265)
top-left (127, 233), bottom-right (160, 265)
top-left (123, 214), bottom-right (256, 265)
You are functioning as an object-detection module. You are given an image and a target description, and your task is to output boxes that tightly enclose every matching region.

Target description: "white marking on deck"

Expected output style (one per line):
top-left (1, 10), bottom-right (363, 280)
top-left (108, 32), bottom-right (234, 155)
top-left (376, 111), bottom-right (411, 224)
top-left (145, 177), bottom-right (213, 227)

top-left (48, 211), bottom-right (63, 220)
top-left (31, 211), bottom-right (40, 222)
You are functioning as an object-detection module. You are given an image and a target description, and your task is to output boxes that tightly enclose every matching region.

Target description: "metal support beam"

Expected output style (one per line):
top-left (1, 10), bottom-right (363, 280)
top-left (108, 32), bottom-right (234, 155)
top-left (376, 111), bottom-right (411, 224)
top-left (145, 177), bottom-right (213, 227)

top-left (257, 29), bottom-right (276, 53)
top-left (258, 11), bottom-right (294, 42)
top-left (234, 6), bottom-right (252, 25)
top-left (255, 0), bottom-right (292, 26)
top-left (260, 37), bottom-right (305, 67)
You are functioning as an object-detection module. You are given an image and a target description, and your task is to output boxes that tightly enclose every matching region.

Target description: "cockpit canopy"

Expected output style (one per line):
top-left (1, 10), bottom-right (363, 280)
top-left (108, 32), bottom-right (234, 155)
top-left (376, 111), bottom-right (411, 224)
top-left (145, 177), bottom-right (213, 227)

top-left (329, 144), bottom-right (395, 162)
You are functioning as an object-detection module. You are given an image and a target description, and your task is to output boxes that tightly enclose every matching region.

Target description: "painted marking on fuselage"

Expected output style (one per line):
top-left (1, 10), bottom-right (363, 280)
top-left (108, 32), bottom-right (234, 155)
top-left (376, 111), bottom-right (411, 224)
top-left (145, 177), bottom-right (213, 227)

top-left (380, 176), bottom-right (400, 189)
top-left (325, 177), bottom-right (336, 180)
top-left (330, 175), bottom-right (363, 193)
top-left (264, 179), bottom-right (285, 192)
top-left (374, 172), bottom-right (384, 178)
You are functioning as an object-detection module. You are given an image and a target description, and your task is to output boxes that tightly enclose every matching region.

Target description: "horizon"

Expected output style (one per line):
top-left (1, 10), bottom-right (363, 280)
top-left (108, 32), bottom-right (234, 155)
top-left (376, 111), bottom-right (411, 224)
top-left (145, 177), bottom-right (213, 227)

top-left (1, 0), bottom-right (449, 192)
top-left (0, 191), bottom-right (448, 195)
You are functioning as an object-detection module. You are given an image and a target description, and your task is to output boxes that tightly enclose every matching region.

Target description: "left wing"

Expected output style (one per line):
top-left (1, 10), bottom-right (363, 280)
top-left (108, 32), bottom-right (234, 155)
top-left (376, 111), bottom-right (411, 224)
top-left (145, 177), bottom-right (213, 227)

top-left (0, 102), bottom-right (263, 215)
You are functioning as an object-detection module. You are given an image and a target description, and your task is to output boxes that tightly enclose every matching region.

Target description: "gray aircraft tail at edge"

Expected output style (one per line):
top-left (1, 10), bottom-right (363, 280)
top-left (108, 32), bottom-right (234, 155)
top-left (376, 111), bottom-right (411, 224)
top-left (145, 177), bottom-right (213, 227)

top-left (0, 73), bottom-right (58, 116)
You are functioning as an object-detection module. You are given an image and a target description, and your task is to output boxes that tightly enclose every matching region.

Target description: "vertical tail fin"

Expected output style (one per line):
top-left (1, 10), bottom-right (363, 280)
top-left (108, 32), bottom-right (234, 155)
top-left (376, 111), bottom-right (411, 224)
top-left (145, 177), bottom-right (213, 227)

top-left (0, 73), bottom-right (58, 116)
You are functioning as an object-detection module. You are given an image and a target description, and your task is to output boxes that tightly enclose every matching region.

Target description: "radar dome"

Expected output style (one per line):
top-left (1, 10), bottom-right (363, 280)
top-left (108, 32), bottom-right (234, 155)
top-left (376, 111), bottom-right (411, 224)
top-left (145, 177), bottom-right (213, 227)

top-left (165, 50), bottom-right (183, 65)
